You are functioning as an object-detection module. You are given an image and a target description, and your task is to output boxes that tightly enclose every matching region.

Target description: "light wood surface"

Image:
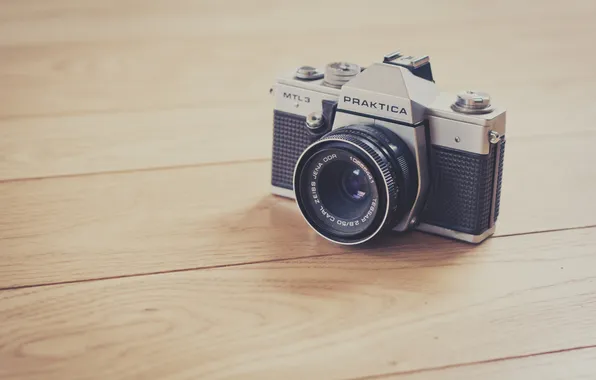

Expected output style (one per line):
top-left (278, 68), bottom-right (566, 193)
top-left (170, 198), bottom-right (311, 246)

top-left (1, 0), bottom-right (595, 379)
top-left (2, 132), bottom-right (596, 289)
top-left (2, 228), bottom-right (596, 379)
top-left (0, 108), bottom-right (269, 180)
top-left (383, 348), bottom-right (596, 379)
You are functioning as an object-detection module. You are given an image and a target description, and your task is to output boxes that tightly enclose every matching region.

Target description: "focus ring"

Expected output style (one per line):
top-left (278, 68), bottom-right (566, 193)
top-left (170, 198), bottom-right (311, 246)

top-left (396, 155), bottom-right (410, 184)
top-left (318, 133), bottom-right (399, 217)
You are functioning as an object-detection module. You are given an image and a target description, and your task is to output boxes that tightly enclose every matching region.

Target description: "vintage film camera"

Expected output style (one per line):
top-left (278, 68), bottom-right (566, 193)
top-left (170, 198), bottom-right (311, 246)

top-left (270, 50), bottom-right (506, 245)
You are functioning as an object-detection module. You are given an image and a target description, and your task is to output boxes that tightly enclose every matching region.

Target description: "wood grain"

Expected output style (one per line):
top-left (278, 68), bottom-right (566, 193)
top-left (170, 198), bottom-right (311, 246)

top-left (2, 1), bottom-right (596, 379)
top-left (1, 227), bottom-right (595, 380)
top-left (0, 0), bottom-right (595, 179)
top-left (0, 106), bottom-right (271, 181)
top-left (1, 131), bottom-right (595, 289)
top-left (1, 98), bottom-right (594, 181)
top-left (0, 99), bottom-right (595, 182)
top-left (380, 347), bottom-right (596, 379)
top-left (1, 32), bottom-right (594, 118)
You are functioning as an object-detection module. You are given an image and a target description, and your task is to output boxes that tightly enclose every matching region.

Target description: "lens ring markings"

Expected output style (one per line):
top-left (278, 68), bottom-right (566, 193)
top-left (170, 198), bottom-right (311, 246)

top-left (299, 148), bottom-right (381, 237)
top-left (294, 124), bottom-right (418, 245)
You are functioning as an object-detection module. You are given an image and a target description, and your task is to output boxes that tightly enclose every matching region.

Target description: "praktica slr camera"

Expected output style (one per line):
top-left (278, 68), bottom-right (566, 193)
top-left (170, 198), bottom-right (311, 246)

top-left (270, 50), bottom-right (506, 245)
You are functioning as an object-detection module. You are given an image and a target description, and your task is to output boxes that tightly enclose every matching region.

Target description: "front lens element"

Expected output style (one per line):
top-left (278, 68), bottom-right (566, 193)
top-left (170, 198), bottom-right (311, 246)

top-left (303, 149), bottom-right (379, 234)
top-left (341, 167), bottom-right (369, 202)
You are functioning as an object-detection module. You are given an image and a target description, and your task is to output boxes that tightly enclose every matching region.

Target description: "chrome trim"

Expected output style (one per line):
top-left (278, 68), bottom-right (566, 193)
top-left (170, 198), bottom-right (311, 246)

top-left (295, 66), bottom-right (324, 81)
top-left (292, 138), bottom-right (391, 246)
top-left (416, 223), bottom-right (496, 244)
top-left (427, 115), bottom-right (494, 155)
top-left (451, 91), bottom-right (493, 114)
top-left (273, 83), bottom-right (339, 117)
top-left (271, 186), bottom-right (295, 199)
top-left (489, 130), bottom-right (501, 144)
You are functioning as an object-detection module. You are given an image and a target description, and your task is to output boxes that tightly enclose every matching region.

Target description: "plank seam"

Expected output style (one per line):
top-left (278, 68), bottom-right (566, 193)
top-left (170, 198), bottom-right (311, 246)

top-left (0, 101), bottom-right (265, 122)
top-left (0, 252), bottom-right (350, 292)
top-left (1, 225), bottom-right (595, 292)
top-left (1, 131), bottom-right (595, 184)
top-left (493, 224), bottom-right (596, 239)
top-left (0, 157), bottom-right (270, 184)
top-left (346, 344), bottom-right (596, 379)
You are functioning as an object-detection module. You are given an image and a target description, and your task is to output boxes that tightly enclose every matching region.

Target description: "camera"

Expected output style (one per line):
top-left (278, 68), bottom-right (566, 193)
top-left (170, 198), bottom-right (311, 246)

top-left (269, 50), bottom-right (506, 245)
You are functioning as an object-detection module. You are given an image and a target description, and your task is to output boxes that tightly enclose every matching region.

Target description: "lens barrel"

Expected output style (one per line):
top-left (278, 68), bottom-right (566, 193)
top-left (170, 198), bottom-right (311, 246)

top-left (294, 124), bottom-right (418, 245)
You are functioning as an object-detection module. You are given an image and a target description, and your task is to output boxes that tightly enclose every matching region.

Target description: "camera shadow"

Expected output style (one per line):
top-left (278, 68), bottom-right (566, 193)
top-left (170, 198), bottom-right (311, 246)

top-left (204, 194), bottom-right (500, 302)
top-left (211, 195), bottom-right (480, 287)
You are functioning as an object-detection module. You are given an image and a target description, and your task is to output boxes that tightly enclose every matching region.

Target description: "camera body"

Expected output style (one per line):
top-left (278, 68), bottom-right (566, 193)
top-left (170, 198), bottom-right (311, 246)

top-left (270, 51), bottom-right (506, 244)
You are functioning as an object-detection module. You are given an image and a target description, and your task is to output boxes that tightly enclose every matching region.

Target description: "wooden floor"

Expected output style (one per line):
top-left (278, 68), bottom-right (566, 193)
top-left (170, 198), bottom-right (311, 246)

top-left (1, 1), bottom-right (596, 379)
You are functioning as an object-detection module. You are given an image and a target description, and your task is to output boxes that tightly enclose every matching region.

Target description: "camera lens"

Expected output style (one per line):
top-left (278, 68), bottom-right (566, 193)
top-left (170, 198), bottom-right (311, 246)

top-left (318, 159), bottom-right (375, 221)
top-left (341, 167), bottom-right (368, 202)
top-left (294, 124), bottom-right (418, 245)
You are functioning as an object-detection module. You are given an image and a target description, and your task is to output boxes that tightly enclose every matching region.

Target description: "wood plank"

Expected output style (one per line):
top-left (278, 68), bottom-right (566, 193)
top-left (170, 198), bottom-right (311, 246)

top-left (0, 0), bottom-right (593, 46)
top-left (1, 17), bottom-right (594, 118)
top-left (0, 3), bottom-right (594, 379)
top-left (0, 0), bottom-right (594, 179)
top-left (381, 347), bottom-right (596, 380)
top-left (1, 227), bottom-right (595, 380)
top-left (0, 0), bottom-right (594, 118)
top-left (0, 131), bottom-right (595, 289)
top-left (0, 106), bottom-right (271, 181)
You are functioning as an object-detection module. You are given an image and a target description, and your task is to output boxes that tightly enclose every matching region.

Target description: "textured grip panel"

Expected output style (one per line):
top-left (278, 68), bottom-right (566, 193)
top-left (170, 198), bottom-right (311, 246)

top-left (271, 110), bottom-right (320, 190)
top-left (421, 143), bottom-right (502, 235)
top-left (494, 139), bottom-right (506, 220)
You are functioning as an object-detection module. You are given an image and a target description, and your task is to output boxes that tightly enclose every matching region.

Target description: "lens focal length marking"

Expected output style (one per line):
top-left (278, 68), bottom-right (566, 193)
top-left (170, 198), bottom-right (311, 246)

top-left (360, 199), bottom-right (378, 224)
